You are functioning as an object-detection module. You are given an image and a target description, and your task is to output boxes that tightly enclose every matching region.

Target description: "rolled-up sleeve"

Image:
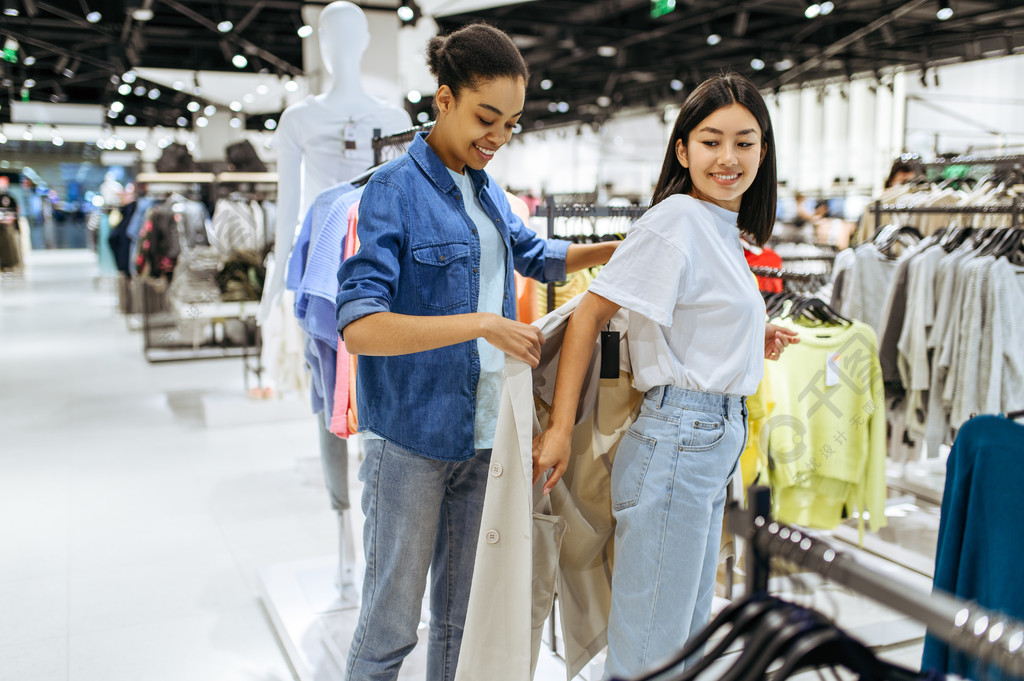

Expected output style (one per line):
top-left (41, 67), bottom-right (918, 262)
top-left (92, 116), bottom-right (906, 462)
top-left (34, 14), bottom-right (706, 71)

top-left (505, 199), bottom-right (569, 283)
top-left (335, 180), bottom-right (406, 339)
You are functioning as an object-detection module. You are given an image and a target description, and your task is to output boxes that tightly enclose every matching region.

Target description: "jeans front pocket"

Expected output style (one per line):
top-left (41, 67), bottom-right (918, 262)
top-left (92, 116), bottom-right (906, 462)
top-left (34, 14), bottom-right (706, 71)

top-left (678, 411), bottom-right (727, 452)
top-left (412, 242), bottom-right (471, 312)
top-left (611, 428), bottom-right (657, 511)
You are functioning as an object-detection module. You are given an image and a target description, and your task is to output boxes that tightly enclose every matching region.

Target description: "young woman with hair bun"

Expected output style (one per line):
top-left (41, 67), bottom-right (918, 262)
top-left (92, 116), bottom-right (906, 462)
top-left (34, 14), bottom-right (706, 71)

top-left (335, 22), bottom-right (616, 681)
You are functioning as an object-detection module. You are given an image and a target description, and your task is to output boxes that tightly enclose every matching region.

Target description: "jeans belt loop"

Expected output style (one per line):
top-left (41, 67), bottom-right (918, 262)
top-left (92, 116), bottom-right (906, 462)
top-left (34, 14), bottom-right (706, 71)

top-left (658, 385), bottom-right (667, 409)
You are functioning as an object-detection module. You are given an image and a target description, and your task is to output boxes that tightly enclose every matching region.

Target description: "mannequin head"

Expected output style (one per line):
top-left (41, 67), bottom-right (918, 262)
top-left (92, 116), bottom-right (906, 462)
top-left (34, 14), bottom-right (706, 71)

top-left (318, 1), bottom-right (370, 77)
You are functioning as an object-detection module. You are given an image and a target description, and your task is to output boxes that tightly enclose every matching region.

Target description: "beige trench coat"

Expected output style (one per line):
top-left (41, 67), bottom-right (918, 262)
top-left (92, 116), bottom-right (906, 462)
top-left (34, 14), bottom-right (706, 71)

top-left (455, 294), bottom-right (642, 681)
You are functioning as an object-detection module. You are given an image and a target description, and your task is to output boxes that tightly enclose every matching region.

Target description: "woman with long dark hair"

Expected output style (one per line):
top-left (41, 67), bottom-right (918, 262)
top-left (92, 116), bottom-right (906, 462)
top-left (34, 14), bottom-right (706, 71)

top-left (533, 72), bottom-right (798, 679)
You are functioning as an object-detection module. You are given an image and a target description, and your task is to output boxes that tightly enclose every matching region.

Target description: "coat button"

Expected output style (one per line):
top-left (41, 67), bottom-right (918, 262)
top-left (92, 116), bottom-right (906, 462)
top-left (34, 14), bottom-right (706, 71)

top-left (496, 218), bottom-right (501, 224)
top-left (485, 529), bottom-right (500, 544)
top-left (490, 463), bottom-right (503, 477)
top-left (440, 255), bottom-right (446, 261)
top-left (473, 267), bottom-right (478, 273)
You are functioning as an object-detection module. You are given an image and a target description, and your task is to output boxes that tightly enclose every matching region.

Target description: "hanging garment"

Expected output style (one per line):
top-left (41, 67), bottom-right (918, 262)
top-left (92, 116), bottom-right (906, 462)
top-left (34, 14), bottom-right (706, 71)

top-left (761, 317), bottom-right (887, 539)
top-left (330, 203), bottom-right (361, 438)
top-left (745, 245), bottom-right (784, 293)
top-left (922, 415), bottom-right (1024, 681)
top-left (455, 294), bottom-right (641, 681)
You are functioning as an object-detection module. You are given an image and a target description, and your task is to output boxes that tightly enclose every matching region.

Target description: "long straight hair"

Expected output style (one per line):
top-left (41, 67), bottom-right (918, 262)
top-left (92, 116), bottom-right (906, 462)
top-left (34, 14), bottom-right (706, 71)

top-left (651, 73), bottom-right (777, 246)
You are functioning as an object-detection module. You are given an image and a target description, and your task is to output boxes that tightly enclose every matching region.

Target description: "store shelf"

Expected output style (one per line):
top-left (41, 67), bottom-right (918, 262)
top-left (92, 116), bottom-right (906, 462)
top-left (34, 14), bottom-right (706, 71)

top-left (218, 172), bottom-right (278, 183)
top-left (136, 172), bottom-right (216, 183)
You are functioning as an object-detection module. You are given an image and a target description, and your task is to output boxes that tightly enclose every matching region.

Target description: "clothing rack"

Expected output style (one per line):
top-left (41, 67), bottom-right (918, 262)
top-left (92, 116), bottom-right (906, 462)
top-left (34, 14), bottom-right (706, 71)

top-left (538, 196), bottom-right (647, 312)
top-left (371, 123), bottom-right (434, 165)
top-left (728, 486), bottom-right (1024, 678)
top-left (871, 196), bottom-right (1024, 231)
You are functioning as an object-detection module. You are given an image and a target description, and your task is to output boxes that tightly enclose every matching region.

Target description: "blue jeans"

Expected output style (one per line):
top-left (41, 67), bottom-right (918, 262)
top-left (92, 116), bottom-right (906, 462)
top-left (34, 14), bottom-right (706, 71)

top-left (345, 438), bottom-right (491, 681)
top-left (605, 385), bottom-right (748, 680)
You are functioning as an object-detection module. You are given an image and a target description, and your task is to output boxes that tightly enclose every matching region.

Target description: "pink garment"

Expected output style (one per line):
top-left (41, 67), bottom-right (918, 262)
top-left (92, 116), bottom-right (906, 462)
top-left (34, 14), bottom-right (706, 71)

top-left (329, 202), bottom-right (360, 437)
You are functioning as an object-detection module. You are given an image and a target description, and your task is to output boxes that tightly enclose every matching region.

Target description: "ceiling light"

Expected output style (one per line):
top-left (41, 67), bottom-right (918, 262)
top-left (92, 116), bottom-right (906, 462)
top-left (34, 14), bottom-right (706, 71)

top-left (186, 101), bottom-right (200, 112)
top-left (86, 11), bottom-right (101, 22)
top-left (107, 110), bottom-right (118, 119)
top-left (133, 85), bottom-right (146, 96)
top-left (936, 0), bottom-right (953, 20)
top-left (804, 1), bottom-right (820, 19)
top-left (118, 83), bottom-right (131, 95)
top-left (23, 78), bottom-right (35, 88)
top-left (232, 54), bottom-right (247, 68)
top-left (284, 79), bottom-right (298, 92)
top-left (176, 116), bottom-right (188, 127)
top-left (148, 88), bottom-right (160, 99)
top-left (0, 131), bottom-right (6, 144)
top-left (204, 104), bottom-right (216, 116)
top-left (110, 101), bottom-right (124, 112)
top-left (819, 1), bottom-right (834, 15)
top-left (597, 95), bottom-right (611, 107)
top-left (22, 127), bottom-right (32, 140)
top-left (172, 80), bottom-right (184, 90)
top-left (556, 101), bottom-right (569, 113)
top-left (195, 116), bottom-right (209, 128)
top-left (23, 55), bottom-right (36, 65)
top-left (115, 139), bottom-right (127, 150)
top-left (52, 136), bottom-right (63, 146)
top-left (109, 74), bottom-right (120, 84)
top-left (297, 24), bottom-right (313, 38)
top-left (706, 33), bottom-right (722, 46)
top-left (407, 90), bottom-right (422, 103)
top-left (135, 139), bottom-right (146, 150)
top-left (229, 101), bottom-right (242, 111)
top-left (547, 102), bottom-right (557, 113)
top-left (158, 138), bottom-right (170, 148)
top-left (229, 116), bottom-right (242, 129)
top-left (4, 0), bottom-right (19, 17)
top-left (540, 78), bottom-right (553, 90)
top-left (122, 70), bottom-right (137, 83)
top-left (417, 111), bottom-right (430, 123)
top-left (256, 84), bottom-right (268, 95)
top-left (775, 57), bottom-right (795, 71)
top-left (264, 118), bottom-right (277, 130)
top-left (670, 79), bottom-right (684, 91)
top-left (132, 7), bottom-right (154, 21)
top-left (217, 20), bottom-right (233, 33)
top-left (750, 58), bottom-right (766, 70)
top-left (125, 114), bottom-right (137, 125)
top-left (397, 5), bottom-right (413, 21)
top-left (597, 45), bottom-right (617, 57)
top-left (63, 59), bottom-right (78, 78)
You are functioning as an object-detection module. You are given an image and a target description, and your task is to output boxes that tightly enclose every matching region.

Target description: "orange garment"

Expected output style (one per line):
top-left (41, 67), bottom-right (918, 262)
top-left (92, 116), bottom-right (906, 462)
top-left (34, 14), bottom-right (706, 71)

top-left (515, 273), bottom-right (538, 324)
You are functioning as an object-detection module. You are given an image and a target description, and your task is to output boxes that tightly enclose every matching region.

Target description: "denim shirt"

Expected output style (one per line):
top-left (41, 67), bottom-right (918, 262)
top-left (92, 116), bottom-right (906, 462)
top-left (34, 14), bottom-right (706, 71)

top-left (336, 132), bottom-right (569, 461)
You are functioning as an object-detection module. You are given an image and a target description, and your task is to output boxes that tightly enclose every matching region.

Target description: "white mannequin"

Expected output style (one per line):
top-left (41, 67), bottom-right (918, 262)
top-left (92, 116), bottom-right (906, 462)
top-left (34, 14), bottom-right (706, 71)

top-left (259, 0), bottom-right (411, 319)
top-left (100, 171), bottom-right (124, 208)
top-left (258, 0), bottom-right (410, 609)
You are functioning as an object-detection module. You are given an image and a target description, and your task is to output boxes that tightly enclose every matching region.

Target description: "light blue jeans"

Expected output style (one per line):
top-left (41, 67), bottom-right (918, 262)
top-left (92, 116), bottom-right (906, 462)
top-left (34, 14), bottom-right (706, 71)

top-left (345, 438), bottom-right (491, 681)
top-left (605, 385), bottom-right (748, 680)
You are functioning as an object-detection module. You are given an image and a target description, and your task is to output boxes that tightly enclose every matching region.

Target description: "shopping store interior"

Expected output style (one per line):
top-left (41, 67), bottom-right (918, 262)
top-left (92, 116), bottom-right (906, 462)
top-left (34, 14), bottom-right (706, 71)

top-left (2, 1), bottom-right (1023, 680)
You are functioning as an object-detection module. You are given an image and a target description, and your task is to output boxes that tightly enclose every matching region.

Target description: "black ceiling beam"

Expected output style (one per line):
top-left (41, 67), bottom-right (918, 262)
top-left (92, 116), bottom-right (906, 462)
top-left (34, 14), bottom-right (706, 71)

top-left (155, 0), bottom-right (302, 74)
top-left (232, 1), bottom-right (267, 35)
top-left (35, 1), bottom-right (117, 35)
top-left (767, 0), bottom-right (931, 88)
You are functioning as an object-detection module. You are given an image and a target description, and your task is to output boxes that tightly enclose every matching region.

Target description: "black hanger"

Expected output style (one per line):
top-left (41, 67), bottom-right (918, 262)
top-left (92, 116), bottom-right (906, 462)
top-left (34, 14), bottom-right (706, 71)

top-left (772, 623), bottom-right (921, 681)
top-left (349, 163), bottom-right (384, 188)
top-left (613, 594), bottom-right (778, 681)
top-left (1005, 408), bottom-right (1024, 420)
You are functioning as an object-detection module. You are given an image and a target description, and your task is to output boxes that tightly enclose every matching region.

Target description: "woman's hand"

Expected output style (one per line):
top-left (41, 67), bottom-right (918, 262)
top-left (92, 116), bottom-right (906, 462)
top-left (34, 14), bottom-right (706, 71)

top-left (765, 322), bottom-right (800, 361)
top-left (481, 313), bottom-right (545, 367)
top-left (532, 426), bottom-right (573, 494)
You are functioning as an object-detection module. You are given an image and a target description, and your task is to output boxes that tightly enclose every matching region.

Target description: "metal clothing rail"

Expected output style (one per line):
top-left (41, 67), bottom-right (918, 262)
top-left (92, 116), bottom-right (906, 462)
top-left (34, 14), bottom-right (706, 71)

top-left (539, 196), bottom-right (647, 312)
top-left (728, 487), bottom-right (1024, 679)
top-left (371, 123), bottom-right (434, 165)
top-left (871, 197), bottom-right (1024, 231)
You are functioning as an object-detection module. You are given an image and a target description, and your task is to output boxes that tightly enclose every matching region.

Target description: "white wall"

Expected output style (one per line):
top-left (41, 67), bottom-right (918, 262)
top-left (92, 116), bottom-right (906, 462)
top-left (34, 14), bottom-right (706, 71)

top-left (903, 53), bottom-right (1024, 157)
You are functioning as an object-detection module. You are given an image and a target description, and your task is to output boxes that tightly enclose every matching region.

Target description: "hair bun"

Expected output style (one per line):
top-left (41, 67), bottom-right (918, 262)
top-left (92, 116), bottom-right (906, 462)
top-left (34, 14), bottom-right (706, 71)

top-left (426, 35), bottom-right (447, 79)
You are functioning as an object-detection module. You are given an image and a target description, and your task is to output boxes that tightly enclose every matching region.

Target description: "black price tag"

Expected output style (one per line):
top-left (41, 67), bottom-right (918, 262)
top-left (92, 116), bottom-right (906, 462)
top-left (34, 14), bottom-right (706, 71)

top-left (600, 330), bottom-right (619, 379)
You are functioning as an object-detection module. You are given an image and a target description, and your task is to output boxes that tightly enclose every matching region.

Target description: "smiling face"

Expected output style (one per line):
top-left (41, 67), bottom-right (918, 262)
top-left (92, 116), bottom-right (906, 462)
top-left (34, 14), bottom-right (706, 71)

top-left (427, 75), bottom-right (525, 173)
top-left (676, 102), bottom-right (766, 212)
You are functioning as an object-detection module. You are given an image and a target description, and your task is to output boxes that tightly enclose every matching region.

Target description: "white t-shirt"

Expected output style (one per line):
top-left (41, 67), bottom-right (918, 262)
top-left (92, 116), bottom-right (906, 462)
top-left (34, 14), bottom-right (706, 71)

top-left (588, 194), bottom-right (766, 396)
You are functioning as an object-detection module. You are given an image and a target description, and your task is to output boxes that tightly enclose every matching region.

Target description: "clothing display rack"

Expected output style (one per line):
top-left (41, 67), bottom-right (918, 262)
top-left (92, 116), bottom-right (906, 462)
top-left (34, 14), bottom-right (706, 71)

top-left (538, 196), bottom-right (647, 312)
top-left (728, 486), bottom-right (1024, 679)
top-left (371, 123), bottom-right (433, 166)
top-left (871, 200), bottom-right (1024, 232)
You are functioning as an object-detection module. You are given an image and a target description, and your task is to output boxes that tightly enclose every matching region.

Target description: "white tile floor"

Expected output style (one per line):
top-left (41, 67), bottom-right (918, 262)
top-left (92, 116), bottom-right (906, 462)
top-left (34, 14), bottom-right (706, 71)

top-left (1, 251), bottom-right (336, 681)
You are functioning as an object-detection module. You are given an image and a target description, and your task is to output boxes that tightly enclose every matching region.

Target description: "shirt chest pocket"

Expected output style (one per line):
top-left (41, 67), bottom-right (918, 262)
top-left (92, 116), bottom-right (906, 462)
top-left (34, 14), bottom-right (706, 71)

top-left (412, 242), bottom-right (472, 312)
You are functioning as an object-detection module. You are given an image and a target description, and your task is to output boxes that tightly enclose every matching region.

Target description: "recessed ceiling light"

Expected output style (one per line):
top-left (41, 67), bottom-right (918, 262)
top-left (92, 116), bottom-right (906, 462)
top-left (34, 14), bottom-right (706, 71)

top-left (204, 104), bottom-right (216, 116)
top-left (232, 54), bottom-right (248, 69)
top-left (284, 79), bottom-right (298, 92)
top-left (176, 116), bottom-right (188, 127)
top-left (132, 8), bottom-right (154, 21)
top-left (229, 101), bottom-right (242, 112)
top-left (217, 20), bottom-right (233, 33)
top-left (264, 118), bottom-right (277, 130)
top-left (297, 25), bottom-right (313, 38)
top-left (86, 11), bottom-right (101, 22)
top-left (118, 84), bottom-right (131, 95)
